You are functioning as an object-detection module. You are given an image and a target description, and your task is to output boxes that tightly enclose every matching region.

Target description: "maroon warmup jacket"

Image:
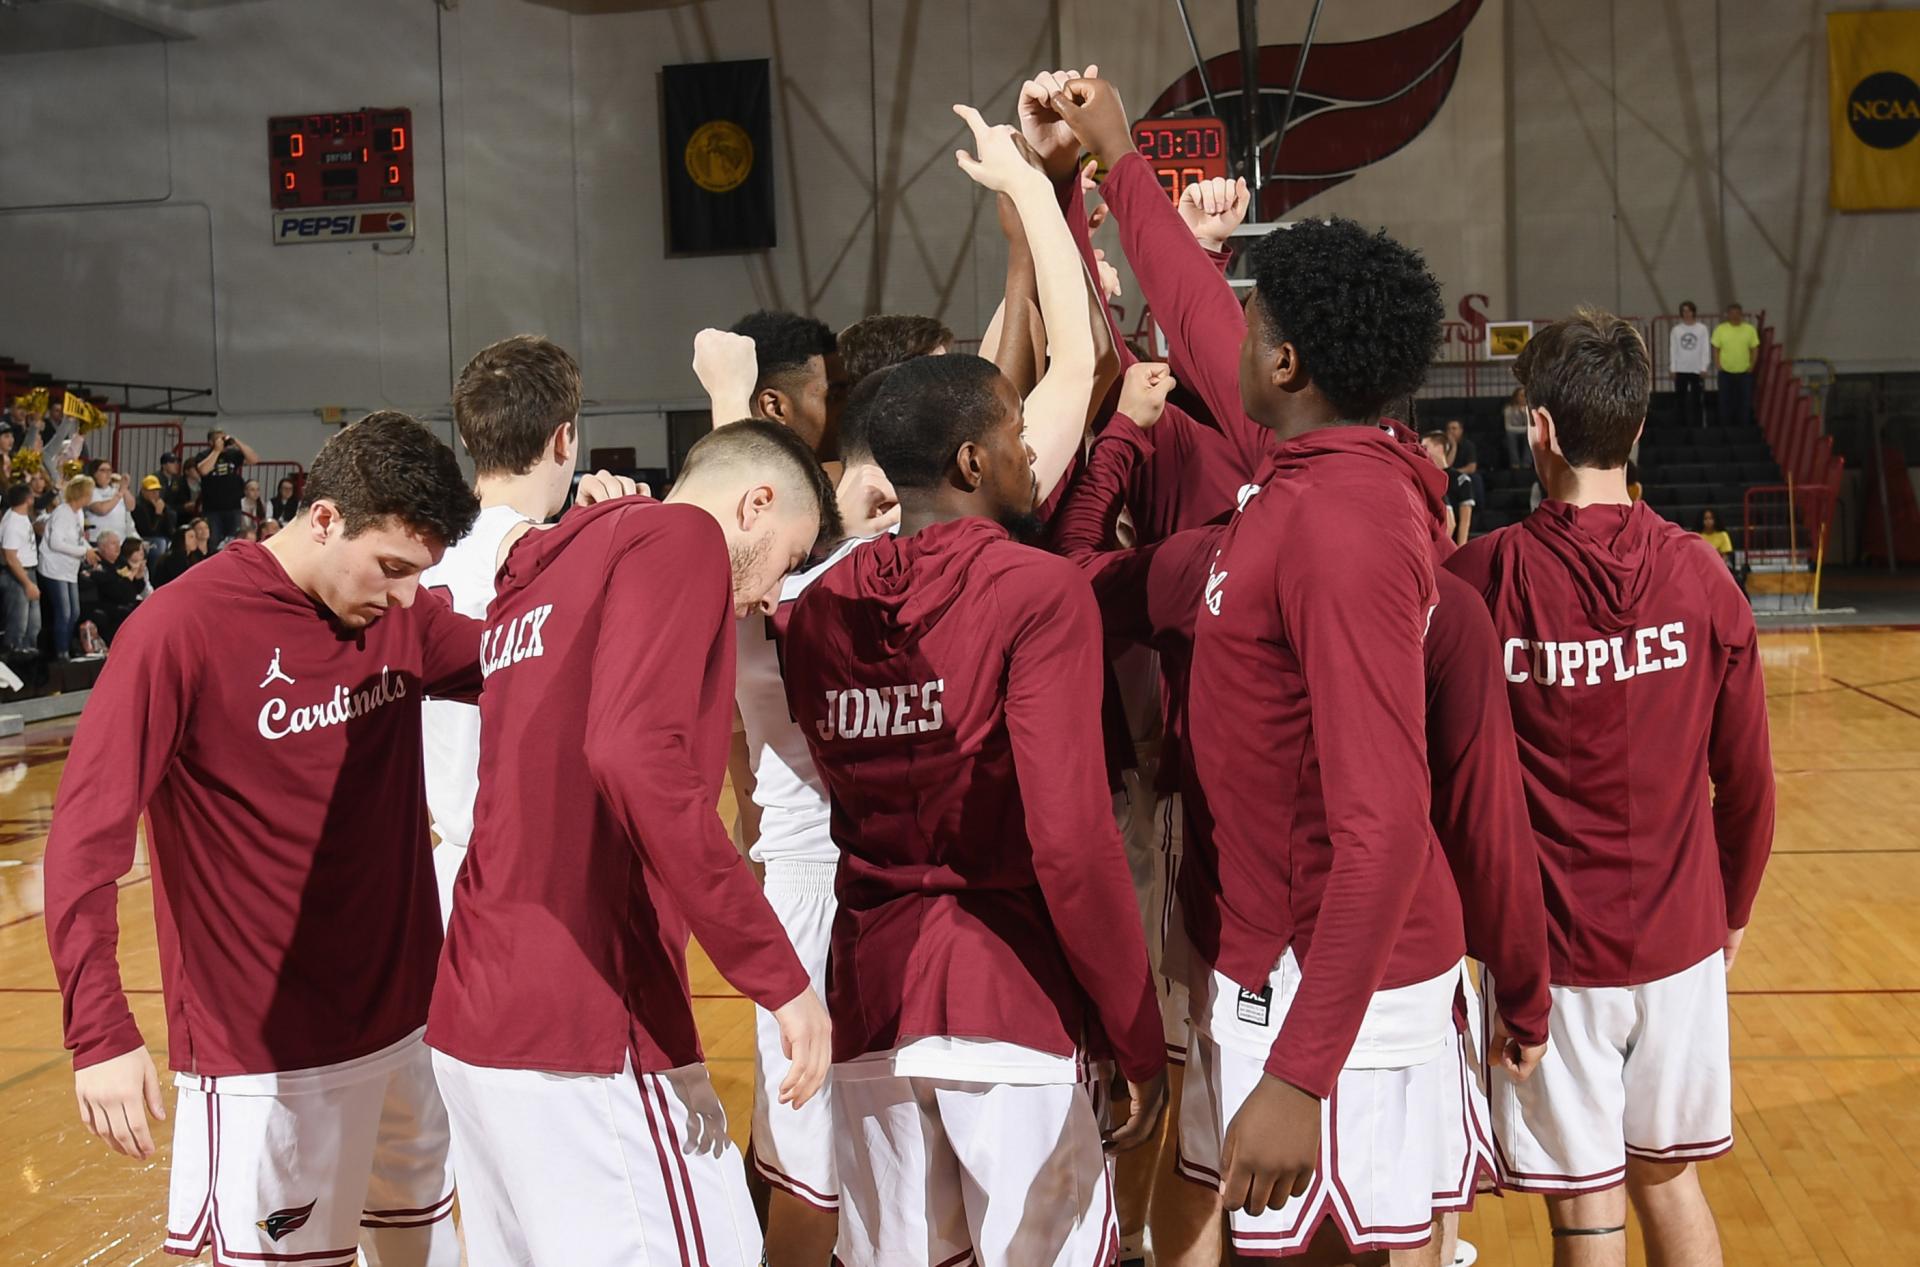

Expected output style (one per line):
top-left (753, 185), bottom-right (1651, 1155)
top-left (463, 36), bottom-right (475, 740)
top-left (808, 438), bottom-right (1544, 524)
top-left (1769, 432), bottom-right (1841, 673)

top-left (781, 517), bottom-right (1165, 1084)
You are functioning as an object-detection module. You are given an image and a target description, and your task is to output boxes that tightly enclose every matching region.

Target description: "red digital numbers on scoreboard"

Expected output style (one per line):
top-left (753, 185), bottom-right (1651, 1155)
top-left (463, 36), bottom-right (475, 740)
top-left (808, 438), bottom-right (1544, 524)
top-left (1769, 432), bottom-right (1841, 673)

top-left (269, 109), bottom-right (413, 209)
top-left (1131, 118), bottom-right (1229, 204)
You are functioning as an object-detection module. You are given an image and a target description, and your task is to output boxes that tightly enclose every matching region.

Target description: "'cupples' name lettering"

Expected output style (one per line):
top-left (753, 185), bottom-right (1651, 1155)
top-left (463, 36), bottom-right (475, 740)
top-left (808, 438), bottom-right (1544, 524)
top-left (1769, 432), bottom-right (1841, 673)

top-left (1503, 621), bottom-right (1687, 687)
top-left (480, 603), bottom-right (553, 678)
top-left (257, 667), bottom-right (407, 740)
top-left (815, 680), bottom-right (945, 742)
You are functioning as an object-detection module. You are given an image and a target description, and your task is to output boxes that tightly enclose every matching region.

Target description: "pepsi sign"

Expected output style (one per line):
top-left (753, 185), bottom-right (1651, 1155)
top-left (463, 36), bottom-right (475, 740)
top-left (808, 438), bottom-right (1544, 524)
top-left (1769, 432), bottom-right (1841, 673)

top-left (272, 204), bottom-right (416, 245)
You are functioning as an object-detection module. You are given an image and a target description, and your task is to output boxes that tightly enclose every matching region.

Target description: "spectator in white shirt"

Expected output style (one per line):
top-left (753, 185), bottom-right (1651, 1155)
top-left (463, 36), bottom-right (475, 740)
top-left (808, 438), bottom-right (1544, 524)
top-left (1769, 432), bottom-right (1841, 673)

top-left (83, 458), bottom-right (137, 545)
top-left (1670, 301), bottom-right (1712, 428)
top-left (0, 484), bottom-right (42, 654)
top-left (240, 478), bottom-right (268, 524)
top-left (41, 476), bottom-right (99, 659)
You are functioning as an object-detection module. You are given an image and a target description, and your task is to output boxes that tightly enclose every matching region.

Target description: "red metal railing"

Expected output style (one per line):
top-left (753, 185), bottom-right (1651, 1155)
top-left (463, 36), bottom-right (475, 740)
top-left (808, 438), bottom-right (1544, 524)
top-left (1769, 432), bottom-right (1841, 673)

top-left (111, 421), bottom-right (184, 480)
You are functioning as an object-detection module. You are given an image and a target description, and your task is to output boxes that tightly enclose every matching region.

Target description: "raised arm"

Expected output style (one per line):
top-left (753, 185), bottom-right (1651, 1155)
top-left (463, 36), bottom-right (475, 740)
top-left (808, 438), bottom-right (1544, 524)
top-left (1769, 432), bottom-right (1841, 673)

top-left (953, 104), bottom-right (1094, 503)
top-left (693, 328), bottom-right (760, 427)
top-left (1053, 78), bottom-right (1270, 476)
top-left (986, 194), bottom-right (1045, 400)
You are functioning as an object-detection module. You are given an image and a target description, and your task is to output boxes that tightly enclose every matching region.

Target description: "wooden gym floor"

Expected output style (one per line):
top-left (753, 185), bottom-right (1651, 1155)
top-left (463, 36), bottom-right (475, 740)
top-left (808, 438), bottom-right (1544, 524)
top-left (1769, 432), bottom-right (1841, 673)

top-left (1, 625), bottom-right (1916, 1265)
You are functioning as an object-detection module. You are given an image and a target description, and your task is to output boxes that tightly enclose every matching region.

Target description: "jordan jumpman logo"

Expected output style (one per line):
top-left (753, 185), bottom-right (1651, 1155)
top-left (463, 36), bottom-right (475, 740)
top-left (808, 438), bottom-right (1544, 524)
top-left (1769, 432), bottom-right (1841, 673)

top-left (259, 648), bottom-right (295, 689)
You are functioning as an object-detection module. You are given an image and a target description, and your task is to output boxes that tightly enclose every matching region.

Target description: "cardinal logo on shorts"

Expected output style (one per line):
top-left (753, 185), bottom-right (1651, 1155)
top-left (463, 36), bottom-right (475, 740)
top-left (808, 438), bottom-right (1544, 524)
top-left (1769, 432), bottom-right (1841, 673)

top-left (259, 648), bottom-right (295, 689)
top-left (256, 1199), bottom-right (316, 1242)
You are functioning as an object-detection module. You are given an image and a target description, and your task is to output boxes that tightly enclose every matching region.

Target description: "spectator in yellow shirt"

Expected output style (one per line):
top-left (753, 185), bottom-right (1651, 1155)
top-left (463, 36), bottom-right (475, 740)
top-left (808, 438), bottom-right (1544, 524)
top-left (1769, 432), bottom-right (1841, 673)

top-left (1700, 508), bottom-right (1735, 562)
top-left (1712, 303), bottom-right (1761, 426)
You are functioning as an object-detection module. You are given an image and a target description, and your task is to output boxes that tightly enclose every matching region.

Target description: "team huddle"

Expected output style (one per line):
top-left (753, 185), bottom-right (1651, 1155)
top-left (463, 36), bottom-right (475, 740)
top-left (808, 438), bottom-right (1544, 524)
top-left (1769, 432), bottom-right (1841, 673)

top-left (42, 68), bottom-right (1772, 1267)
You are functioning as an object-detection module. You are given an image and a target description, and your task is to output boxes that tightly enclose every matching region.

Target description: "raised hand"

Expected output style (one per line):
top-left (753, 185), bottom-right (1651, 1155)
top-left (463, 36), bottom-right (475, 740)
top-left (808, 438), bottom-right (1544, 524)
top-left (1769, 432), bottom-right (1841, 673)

top-left (1179, 176), bottom-right (1252, 251)
top-left (692, 328), bottom-right (760, 425)
top-left (1117, 362), bottom-right (1177, 427)
top-left (953, 104), bottom-right (1047, 195)
top-left (835, 461), bottom-right (899, 538)
top-left (1017, 66), bottom-right (1100, 183)
top-left (1049, 75), bottom-right (1135, 170)
top-left (1092, 248), bottom-right (1123, 302)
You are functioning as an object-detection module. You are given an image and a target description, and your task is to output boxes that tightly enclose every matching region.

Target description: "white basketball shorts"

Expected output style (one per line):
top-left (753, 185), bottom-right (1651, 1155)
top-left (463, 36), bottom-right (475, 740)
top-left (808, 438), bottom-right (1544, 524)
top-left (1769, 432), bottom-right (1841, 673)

top-left (1176, 956), bottom-right (1487, 1258)
top-left (164, 1028), bottom-right (457, 1267)
top-left (831, 1043), bottom-right (1118, 1267)
top-left (432, 1051), bottom-right (762, 1267)
top-left (1490, 949), bottom-right (1732, 1194)
top-left (751, 858), bottom-right (838, 1209)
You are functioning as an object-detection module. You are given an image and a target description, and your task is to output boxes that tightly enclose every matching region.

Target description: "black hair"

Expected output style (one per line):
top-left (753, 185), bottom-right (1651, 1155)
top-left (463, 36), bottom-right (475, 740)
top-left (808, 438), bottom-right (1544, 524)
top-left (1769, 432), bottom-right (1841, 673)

top-left (862, 354), bottom-right (1006, 491)
top-left (5, 484), bottom-right (30, 510)
top-left (679, 418), bottom-right (843, 547)
top-left (835, 364), bottom-right (900, 463)
top-left (1245, 217), bottom-right (1444, 421)
top-left (728, 310), bottom-right (837, 394)
top-left (300, 410), bottom-right (481, 544)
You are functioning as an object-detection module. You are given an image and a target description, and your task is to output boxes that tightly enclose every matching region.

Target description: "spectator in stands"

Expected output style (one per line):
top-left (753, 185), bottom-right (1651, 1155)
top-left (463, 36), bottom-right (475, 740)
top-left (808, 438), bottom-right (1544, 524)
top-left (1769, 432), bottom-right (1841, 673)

top-left (133, 476), bottom-right (177, 560)
top-left (40, 476), bottom-right (99, 660)
top-left (1699, 508), bottom-right (1735, 563)
top-left (270, 476), bottom-right (299, 522)
top-left (27, 469), bottom-right (55, 521)
top-left (1670, 301), bottom-right (1711, 428)
top-left (1419, 431), bottom-right (1459, 541)
top-left (192, 427), bottom-right (259, 546)
top-left (4, 402), bottom-right (26, 449)
top-left (1, 484), bottom-right (42, 655)
top-left (240, 478), bottom-right (267, 523)
top-left (155, 517), bottom-right (210, 586)
top-left (221, 520), bottom-right (260, 550)
top-left (1712, 302), bottom-right (1761, 426)
top-left (1502, 387), bottom-right (1530, 469)
top-left (0, 429), bottom-right (15, 486)
top-left (258, 518), bottom-right (281, 541)
top-left (83, 458), bottom-right (136, 545)
top-left (156, 450), bottom-right (196, 518)
top-left (85, 535), bottom-right (149, 644)
top-left (1443, 417), bottom-right (1480, 475)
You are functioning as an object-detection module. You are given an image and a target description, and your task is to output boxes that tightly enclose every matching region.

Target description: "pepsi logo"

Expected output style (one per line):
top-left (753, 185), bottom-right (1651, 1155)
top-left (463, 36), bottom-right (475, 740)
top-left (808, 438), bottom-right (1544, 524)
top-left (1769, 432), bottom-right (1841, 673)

top-left (386, 212), bottom-right (408, 233)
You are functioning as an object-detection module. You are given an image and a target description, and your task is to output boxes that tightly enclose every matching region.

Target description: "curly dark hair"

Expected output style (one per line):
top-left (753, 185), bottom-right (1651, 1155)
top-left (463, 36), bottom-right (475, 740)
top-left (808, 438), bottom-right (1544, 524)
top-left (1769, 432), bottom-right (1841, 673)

top-left (451, 334), bottom-right (581, 477)
top-left (300, 410), bottom-right (480, 545)
top-left (1245, 217), bottom-right (1444, 421)
top-left (836, 314), bottom-right (954, 386)
top-left (728, 310), bottom-right (837, 394)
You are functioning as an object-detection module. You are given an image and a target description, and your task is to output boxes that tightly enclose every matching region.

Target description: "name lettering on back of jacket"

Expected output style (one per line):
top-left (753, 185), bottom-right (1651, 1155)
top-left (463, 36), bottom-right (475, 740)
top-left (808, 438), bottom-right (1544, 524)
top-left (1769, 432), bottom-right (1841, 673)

top-left (1502, 621), bottom-right (1687, 687)
top-left (480, 603), bottom-right (554, 678)
top-left (815, 681), bottom-right (945, 742)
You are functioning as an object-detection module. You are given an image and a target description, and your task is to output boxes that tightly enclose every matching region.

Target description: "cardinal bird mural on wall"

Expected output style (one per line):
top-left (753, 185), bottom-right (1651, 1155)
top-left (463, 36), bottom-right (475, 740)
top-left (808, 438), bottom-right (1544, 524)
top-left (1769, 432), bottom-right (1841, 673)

top-left (1146, 0), bottom-right (1485, 220)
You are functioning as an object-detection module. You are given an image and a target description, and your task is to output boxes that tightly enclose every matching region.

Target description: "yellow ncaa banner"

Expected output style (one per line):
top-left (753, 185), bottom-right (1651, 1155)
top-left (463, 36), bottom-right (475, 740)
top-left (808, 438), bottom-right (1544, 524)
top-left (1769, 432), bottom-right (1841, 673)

top-left (1829, 10), bottom-right (1920, 210)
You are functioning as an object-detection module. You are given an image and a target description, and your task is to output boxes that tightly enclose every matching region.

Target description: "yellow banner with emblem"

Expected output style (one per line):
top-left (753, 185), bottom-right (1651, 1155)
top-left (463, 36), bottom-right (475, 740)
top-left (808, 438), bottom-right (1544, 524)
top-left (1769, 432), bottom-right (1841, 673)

top-left (1829, 10), bottom-right (1920, 210)
top-left (61, 390), bottom-right (108, 434)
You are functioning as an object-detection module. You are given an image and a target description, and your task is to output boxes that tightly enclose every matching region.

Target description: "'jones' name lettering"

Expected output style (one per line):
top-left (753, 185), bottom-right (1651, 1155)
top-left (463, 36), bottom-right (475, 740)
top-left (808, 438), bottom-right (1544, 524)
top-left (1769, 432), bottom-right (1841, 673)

top-left (815, 680), bottom-right (946, 741)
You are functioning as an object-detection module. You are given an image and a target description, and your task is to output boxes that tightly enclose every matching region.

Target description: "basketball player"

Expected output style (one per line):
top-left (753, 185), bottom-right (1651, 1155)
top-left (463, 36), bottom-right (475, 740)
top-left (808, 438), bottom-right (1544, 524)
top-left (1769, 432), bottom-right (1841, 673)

top-left (426, 420), bottom-right (840, 1267)
top-left (1052, 364), bottom-right (1555, 1267)
top-left (45, 412), bottom-right (481, 1267)
top-left (1447, 310), bottom-right (1775, 1267)
top-left (421, 334), bottom-right (584, 925)
top-left (727, 309), bottom-right (846, 454)
top-left (837, 313), bottom-right (954, 386)
top-left (779, 353), bottom-right (1168, 1266)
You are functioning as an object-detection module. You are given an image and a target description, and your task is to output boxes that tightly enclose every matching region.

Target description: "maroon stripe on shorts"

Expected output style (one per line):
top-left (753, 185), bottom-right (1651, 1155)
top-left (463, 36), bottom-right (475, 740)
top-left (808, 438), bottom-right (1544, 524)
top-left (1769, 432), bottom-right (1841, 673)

top-left (638, 1070), bottom-right (695, 1267)
top-left (649, 1074), bottom-right (714, 1267)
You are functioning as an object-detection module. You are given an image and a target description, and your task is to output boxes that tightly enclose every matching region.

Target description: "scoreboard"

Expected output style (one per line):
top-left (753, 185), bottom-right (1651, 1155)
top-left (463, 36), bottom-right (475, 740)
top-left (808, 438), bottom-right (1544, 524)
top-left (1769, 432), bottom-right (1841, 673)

top-left (1131, 117), bottom-right (1230, 203)
top-left (268, 108), bottom-right (414, 209)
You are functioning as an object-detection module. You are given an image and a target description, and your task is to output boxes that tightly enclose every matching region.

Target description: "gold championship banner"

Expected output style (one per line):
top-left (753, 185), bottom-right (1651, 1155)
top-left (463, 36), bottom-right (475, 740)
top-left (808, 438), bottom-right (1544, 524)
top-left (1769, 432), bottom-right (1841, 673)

top-left (1829, 10), bottom-right (1920, 210)
top-left (61, 391), bottom-right (107, 434)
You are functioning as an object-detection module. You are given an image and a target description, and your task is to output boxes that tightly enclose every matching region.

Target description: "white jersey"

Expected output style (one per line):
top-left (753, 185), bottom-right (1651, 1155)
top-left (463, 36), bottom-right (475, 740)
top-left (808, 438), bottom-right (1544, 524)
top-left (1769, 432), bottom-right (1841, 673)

top-left (421, 504), bottom-right (532, 849)
top-left (735, 537), bottom-right (866, 866)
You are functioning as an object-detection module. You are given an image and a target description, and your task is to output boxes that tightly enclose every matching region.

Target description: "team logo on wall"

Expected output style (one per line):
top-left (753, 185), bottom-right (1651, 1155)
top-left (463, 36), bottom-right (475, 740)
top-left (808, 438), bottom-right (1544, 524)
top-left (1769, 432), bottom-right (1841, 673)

top-left (1847, 71), bottom-right (1920, 150)
top-left (684, 119), bottom-right (755, 194)
top-left (1146, 0), bottom-right (1483, 220)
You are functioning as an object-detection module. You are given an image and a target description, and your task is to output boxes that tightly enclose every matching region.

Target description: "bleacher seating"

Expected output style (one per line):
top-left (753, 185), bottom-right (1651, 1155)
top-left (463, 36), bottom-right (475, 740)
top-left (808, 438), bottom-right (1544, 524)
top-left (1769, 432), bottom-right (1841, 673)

top-left (1432, 390), bottom-right (1784, 551)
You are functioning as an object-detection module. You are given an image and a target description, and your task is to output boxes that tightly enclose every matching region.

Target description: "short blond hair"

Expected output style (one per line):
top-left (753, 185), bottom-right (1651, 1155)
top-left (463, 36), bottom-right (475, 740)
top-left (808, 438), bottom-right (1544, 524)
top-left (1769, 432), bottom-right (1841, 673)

top-left (64, 476), bottom-right (96, 505)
